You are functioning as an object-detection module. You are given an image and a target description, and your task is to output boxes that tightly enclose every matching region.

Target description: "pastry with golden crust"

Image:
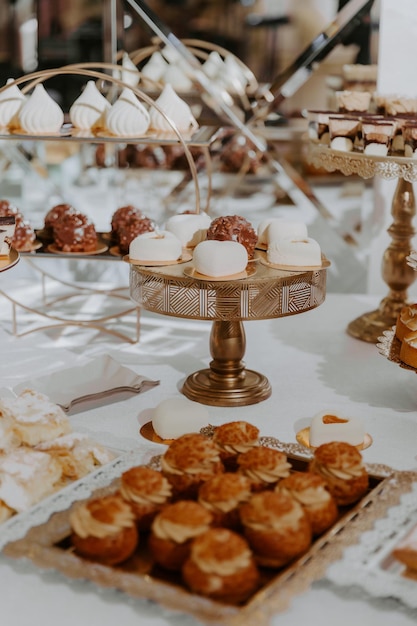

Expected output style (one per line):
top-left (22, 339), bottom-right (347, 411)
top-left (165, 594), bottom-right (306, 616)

top-left (35, 432), bottom-right (116, 482)
top-left (212, 421), bottom-right (259, 471)
top-left (197, 472), bottom-right (252, 529)
top-left (276, 471), bottom-right (338, 535)
top-left (395, 304), bottom-right (417, 342)
top-left (239, 490), bottom-right (312, 568)
top-left (161, 433), bottom-right (224, 499)
top-left (70, 494), bottom-right (138, 565)
top-left (148, 500), bottom-right (213, 571)
top-left (0, 389), bottom-right (71, 447)
top-left (399, 329), bottom-right (417, 368)
top-left (237, 445), bottom-right (291, 491)
top-left (308, 441), bottom-right (369, 506)
top-left (119, 465), bottom-right (172, 530)
top-left (182, 528), bottom-right (260, 604)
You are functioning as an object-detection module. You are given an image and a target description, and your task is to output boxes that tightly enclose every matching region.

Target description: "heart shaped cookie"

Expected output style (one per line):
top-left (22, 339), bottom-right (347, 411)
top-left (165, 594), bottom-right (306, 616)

top-left (309, 410), bottom-right (365, 447)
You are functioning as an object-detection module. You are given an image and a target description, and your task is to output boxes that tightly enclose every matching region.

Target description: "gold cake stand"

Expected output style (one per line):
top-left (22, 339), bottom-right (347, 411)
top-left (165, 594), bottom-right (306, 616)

top-left (130, 256), bottom-right (327, 406)
top-left (309, 145), bottom-right (417, 343)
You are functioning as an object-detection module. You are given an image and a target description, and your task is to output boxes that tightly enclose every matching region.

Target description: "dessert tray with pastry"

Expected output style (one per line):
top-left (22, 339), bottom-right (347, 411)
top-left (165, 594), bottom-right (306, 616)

top-left (4, 420), bottom-right (417, 626)
top-left (0, 385), bottom-right (160, 551)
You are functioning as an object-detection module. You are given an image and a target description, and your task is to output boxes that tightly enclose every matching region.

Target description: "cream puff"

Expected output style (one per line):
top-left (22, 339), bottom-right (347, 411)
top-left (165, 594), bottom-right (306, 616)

top-left (69, 494), bottom-right (138, 565)
top-left (161, 433), bottom-right (224, 499)
top-left (119, 465), bottom-right (172, 530)
top-left (148, 500), bottom-right (213, 571)
top-left (239, 490), bottom-right (312, 568)
top-left (276, 471), bottom-right (338, 535)
top-left (182, 528), bottom-right (260, 604)
top-left (197, 472), bottom-right (252, 529)
top-left (308, 441), bottom-right (369, 506)
top-left (237, 445), bottom-right (291, 491)
top-left (212, 421), bottom-right (260, 471)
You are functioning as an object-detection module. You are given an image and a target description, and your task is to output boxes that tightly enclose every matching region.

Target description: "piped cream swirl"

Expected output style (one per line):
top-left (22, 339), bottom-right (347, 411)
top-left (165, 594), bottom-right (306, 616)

top-left (105, 87), bottom-right (150, 137)
top-left (149, 84), bottom-right (198, 133)
top-left (69, 81), bottom-right (110, 131)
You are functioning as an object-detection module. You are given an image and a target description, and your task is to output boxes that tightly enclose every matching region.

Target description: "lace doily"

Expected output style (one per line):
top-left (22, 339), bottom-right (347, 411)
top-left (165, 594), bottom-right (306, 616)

top-left (327, 480), bottom-right (417, 608)
top-left (0, 442), bottom-right (157, 552)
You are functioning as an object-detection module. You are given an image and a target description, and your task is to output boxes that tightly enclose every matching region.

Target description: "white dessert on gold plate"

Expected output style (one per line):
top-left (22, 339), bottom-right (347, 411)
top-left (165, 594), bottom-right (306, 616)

top-left (0, 78), bottom-right (26, 128)
top-left (257, 218), bottom-right (308, 248)
top-left (152, 396), bottom-right (209, 441)
top-left (17, 84), bottom-right (64, 134)
top-left (165, 212), bottom-right (211, 248)
top-left (192, 240), bottom-right (248, 277)
top-left (129, 230), bottom-right (183, 263)
top-left (149, 84), bottom-right (198, 133)
top-left (266, 237), bottom-right (322, 267)
top-left (69, 80), bottom-right (110, 131)
top-left (0, 447), bottom-right (63, 513)
top-left (0, 388), bottom-right (71, 446)
top-left (104, 87), bottom-right (150, 137)
top-left (309, 411), bottom-right (366, 447)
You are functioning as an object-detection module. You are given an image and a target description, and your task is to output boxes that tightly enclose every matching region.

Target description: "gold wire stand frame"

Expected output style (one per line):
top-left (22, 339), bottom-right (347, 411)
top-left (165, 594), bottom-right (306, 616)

top-left (0, 65), bottom-right (204, 213)
top-left (1, 258), bottom-right (141, 343)
top-left (0, 65), bottom-right (214, 342)
top-left (308, 145), bottom-right (417, 343)
top-left (130, 258), bottom-right (327, 406)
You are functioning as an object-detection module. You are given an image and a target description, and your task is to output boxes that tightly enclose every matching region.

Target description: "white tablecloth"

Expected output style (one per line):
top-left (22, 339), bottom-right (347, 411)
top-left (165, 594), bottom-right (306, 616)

top-left (1, 292), bottom-right (417, 625)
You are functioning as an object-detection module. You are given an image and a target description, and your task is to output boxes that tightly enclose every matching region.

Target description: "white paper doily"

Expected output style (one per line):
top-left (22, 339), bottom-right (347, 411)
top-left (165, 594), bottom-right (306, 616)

top-left (327, 480), bottom-right (417, 609)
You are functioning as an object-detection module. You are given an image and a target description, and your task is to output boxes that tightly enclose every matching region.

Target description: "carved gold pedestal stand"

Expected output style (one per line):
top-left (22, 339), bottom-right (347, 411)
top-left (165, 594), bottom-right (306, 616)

top-left (130, 256), bottom-right (327, 406)
top-left (309, 145), bottom-right (417, 343)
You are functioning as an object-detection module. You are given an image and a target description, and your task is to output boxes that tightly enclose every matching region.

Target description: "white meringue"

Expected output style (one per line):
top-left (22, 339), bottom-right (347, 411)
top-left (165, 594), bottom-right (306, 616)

top-left (69, 80), bottom-right (110, 131)
top-left (202, 51), bottom-right (225, 80)
top-left (0, 78), bottom-right (26, 128)
top-left (18, 84), bottom-right (64, 134)
top-left (149, 84), bottom-right (198, 133)
top-left (105, 87), bottom-right (150, 137)
top-left (141, 51), bottom-right (169, 83)
top-left (120, 52), bottom-right (140, 87)
top-left (163, 64), bottom-right (193, 92)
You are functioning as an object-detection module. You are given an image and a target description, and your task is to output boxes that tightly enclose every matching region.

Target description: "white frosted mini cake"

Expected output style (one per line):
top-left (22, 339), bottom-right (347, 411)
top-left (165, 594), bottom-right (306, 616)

top-left (257, 218), bottom-right (308, 248)
top-left (152, 396), bottom-right (209, 440)
top-left (267, 237), bottom-right (321, 267)
top-left (309, 410), bottom-right (366, 447)
top-left (192, 240), bottom-right (248, 277)
top-left (129, 230), bottom-right (182, 262)
top-left (165, 212), bottom-right (211, 248)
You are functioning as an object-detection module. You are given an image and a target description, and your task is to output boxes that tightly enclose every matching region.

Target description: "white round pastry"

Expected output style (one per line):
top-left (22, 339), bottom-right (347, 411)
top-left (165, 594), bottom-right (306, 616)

top-left (193, 240), bottom-right (248, 277)
top-left (149, 84), bottom-right (198, 133)
top-left (165, 212), bottom-right (211, 248)
top-left (309, 410), bottom-right (366, 448)
top-left (267, 237), bottom-right (322, 267)
top-left (152, 396), bottom-right (209, 440)
top-left (69, 80), bottom-right (110, 131)
top-left (129, 230), bottom-right (182, 262)
top-left (105, 87), bottom-right (150, 137)
top-left (257, 218), bottom-right (308, 247)
top-left (18, 84), bottom-right (64, 134)
top-left (0, 78), bottom-right (26, 128)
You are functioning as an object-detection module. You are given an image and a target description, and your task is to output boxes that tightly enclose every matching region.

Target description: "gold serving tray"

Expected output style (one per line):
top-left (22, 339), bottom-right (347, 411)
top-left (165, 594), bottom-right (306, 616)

top-left (4, 440), bottom-right (411, 626)
top-left (0, 248), bottom-right (19, 272)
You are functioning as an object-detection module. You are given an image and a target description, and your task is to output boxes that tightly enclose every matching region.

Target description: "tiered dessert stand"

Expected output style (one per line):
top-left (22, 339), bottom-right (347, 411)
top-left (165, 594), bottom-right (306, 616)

top-left (308, 145), bottom-right (417, 343)
top-left (130, 255), bottom-right (328, 407)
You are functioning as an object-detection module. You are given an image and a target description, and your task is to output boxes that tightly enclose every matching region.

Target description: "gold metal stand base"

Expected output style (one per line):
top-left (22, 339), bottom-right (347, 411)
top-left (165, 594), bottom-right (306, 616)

top-left (182, 368), bottom-right (271, 407)
top-left (347, 309), bottom-right (396, 343)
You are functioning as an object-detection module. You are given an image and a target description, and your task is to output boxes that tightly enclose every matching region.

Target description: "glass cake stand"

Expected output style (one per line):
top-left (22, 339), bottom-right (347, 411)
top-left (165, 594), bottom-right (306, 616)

top-left (308, 145), bottom-right (417, 343)
top-left (129, 255), bottom-right (328, 406)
